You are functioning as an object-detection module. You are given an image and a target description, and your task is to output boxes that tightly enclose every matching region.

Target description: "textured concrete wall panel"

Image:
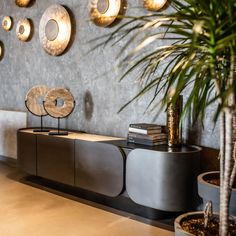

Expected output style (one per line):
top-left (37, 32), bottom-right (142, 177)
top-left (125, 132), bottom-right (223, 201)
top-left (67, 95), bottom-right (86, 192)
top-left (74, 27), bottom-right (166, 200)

top-left (0, 0), bottom-right (219, 149)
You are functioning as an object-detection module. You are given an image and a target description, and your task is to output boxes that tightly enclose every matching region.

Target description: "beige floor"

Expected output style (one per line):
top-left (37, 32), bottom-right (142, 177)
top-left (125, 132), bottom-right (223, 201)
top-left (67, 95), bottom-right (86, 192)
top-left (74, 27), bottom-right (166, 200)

top-left (0, 162), bottom-right (174, 236)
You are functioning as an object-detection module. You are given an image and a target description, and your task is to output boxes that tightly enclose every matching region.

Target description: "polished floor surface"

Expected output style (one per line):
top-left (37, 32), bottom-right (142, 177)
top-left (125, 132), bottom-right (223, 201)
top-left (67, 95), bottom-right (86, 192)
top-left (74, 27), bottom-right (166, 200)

top-left (0, 162), bottom-right (174, 236)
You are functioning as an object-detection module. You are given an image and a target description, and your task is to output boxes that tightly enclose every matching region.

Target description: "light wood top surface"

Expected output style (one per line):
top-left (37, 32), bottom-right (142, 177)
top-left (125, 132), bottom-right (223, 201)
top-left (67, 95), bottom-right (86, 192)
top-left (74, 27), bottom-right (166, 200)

top-left (20, 129), bottom-right (124, 142)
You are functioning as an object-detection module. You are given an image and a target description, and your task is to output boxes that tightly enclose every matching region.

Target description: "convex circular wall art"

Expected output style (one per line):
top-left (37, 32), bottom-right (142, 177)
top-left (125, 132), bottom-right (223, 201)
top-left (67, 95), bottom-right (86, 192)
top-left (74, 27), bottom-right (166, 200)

top-left (16, 18), bottom-right (31, 41)
top-left (0, 42), bottom-right (3, 60)
top-left (39, 4), bottom-right (72, 56)
top-left (15, 0), bottom-right (31, 7)
top-left (2, 16), bottom-right (12, 31)
top-left (43, 88), bottom-right (75, 119)
top-left (25, 85), bottom-right (50, 117)
top-left (143, 0), bottom-right (168, 11)
top-left (90, 0), bottom-right (124, 27)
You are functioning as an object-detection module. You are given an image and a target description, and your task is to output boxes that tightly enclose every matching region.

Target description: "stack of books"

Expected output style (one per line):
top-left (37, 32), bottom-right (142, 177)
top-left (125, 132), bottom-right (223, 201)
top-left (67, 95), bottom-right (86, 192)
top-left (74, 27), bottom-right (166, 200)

top-left (127, 123), bottom-right (167, 146)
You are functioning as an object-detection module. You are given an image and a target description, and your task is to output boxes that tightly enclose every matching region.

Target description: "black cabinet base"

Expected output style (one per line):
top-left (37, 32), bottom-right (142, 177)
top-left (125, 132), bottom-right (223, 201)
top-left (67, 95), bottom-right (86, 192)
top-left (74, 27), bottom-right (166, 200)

top-left (21, 175), bottom-right (179, 232)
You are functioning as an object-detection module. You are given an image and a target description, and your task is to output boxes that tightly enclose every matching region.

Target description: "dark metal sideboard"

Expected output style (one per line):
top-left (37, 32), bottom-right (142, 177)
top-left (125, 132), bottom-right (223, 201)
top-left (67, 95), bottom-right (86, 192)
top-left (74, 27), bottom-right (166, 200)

top-left (17, 128), bottom-right (201, 214)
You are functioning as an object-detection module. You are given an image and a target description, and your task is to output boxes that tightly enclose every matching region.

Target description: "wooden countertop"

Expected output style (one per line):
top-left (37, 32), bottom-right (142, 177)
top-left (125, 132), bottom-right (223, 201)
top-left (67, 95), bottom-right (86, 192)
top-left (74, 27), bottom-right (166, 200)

top-left (19, 128), bottom-right (125, 142)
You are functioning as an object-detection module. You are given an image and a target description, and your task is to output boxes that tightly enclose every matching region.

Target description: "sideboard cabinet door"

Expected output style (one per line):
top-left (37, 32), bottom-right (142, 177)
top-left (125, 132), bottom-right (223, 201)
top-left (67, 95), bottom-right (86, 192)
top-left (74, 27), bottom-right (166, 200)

top-left (17, 131), bottom-right (37, 175)
top-left (37, 135), bottom-right (75, 185)
top-left (126, 146), bottom-right (201, 212)
top-left (75, 140), bottom-right (125, 197)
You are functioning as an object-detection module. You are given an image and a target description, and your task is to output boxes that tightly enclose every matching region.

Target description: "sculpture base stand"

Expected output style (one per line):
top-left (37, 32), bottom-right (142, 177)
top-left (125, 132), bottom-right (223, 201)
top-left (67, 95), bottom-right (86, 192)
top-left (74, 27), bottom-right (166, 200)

top-left (49, 118), bottom-right (68, 136)
top-left (33, 129), bottom-right (50, 133)
top-left (49, 131), bottom-right (68, 136)
top-left (33, 116), bottom-right (50, 133)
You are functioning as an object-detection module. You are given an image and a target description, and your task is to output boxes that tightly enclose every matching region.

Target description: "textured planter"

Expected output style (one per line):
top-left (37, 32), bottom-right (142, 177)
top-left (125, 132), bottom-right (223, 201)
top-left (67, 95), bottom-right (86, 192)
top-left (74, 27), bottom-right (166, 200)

top-left (175, 211), bottom-right (236, 235)
top-left (198, 171), bottom-right (236, 215)
top-left (175, 212), bottom-right (222, 236)
top-left (175, 212), bottom-right (204, 236)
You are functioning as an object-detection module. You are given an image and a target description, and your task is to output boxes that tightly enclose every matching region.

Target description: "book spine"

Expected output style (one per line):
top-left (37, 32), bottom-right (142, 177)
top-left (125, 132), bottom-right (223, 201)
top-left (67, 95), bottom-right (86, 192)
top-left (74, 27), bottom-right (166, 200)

top-left (128, 132), bottom-right (167, 140)
top-left (128, 137), bottom-right (167, 145)
top-left (128, 127), bottom-right (161, 134)
top-left (129, 124), bottom-right (151, 129)
top-left (129, 126), bottom-right (161, 130)
top-left (129, 124), bottom-right (166, 130)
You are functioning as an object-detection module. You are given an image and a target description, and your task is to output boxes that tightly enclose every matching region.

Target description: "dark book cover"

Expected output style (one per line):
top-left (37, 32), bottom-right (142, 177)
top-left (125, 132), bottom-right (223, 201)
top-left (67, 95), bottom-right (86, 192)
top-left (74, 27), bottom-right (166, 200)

top-left (129, 123), bottom-right (164, 130)
top-left (127, 137), bottom-right (167, 146)
top-left (128, 127), bottom-right (164, 135)
top-left (128, 132), bottom-right (167, 141)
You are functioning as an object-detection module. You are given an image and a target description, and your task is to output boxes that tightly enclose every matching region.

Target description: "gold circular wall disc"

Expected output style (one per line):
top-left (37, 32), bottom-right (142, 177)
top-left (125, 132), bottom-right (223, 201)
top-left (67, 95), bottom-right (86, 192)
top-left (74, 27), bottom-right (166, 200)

top-left (43, 88), bottom-right (75, 118)
top-left (0, 42), bottom-right (3, 60)
top-left (16, 18), bottom-right (31, 41)
top-left (25, 85), bottom-right (50, 117)
top-left (143, 0), bottom-right (168, 11)
top-left (2, 16), bottom-right (12, 31)
top-left (39, 4), bottom-right (72, 56)
top-left (90, 0), bottom-right (122, 27)
top-left (15, 0), bottom-right (31, 7)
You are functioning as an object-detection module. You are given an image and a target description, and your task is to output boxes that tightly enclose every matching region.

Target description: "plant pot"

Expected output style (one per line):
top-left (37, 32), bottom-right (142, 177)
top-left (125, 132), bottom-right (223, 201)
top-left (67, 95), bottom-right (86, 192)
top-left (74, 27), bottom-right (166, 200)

top-left (175, 211), bottom-right (216, 236)
top-left (198, 171), bottom-right (236, 215)
top-left (175, 212), bottom-right (200, 236)
top-left (175, 211), bottom-right (236, 235)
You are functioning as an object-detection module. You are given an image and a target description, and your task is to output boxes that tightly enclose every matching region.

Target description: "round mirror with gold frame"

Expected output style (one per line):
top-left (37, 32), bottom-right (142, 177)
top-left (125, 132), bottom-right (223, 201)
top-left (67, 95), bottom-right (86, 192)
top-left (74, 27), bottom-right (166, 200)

top-left (16, 18), bottom-right (31, 41)
top-left (143, 0), bottom-right (168, 11)
top-left (90, 0), bottom-right (123, 27)
top-left (2, 16), bottom-right (12, 31)
top-left (39, 4), bottom-right (71, 56)
top-left (15, 0), bottom-right (31, 7)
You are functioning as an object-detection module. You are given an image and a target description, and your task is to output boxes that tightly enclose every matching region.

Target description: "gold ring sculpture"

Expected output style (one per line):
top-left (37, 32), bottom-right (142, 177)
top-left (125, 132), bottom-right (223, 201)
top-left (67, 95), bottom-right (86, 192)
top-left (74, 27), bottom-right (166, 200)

top-left (90, 0), bottom-right (122, 27)
top-left (25, 85), bottom-right (50, 117)
top-left (43, 88), bottom-right (75, 118)
top-left (2, 16), bottom-right (12, 31)
top-left (16, 18), bottom-right (31, 41)
top-left (39, 4), bottom-right (71, 56)
top-left (143, 0), bottom-right (168, 11)
top-left (15, 0), bottom-right (31, 7)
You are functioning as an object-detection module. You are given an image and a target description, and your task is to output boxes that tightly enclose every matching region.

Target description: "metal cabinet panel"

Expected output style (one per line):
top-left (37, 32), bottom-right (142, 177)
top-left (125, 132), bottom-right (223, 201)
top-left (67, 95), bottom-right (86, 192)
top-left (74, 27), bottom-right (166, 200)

top-left (75, 140), bottom-right (125, 197)
top-left (37, 135), bottom-right (75, 185)
top-left (17, 131), bottom-right (37, 175)
top-left (126, 147), bottom-right (201, 212)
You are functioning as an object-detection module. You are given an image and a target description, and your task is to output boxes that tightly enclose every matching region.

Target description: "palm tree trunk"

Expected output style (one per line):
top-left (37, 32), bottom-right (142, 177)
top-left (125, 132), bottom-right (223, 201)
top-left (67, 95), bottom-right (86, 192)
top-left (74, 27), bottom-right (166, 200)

top-left (230, 142), bottom-right (236, 188)
top-left (230, 116), bottom-right (236, 188)
top-left (220, 113), bottom-right (225, 235)
top-left (220, 54), bottom-right (235, 236)
top-left (230, 59), bottom-right (236, 191)
top-left (221, 111), bottom-right (232, 236)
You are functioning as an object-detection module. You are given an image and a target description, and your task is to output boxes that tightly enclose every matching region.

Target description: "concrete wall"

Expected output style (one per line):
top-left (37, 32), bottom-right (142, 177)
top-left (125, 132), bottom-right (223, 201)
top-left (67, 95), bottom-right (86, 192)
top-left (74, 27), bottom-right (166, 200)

top-left (0, 110), bottom-right (26, 159)
top-left (0, 0), bottom-right (219, 149)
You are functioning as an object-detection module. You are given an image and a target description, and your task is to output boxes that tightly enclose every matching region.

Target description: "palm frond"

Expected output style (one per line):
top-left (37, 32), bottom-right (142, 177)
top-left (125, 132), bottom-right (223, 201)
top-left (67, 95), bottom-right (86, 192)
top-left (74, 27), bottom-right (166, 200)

top-left (92, 0), bottom-right (236, 124)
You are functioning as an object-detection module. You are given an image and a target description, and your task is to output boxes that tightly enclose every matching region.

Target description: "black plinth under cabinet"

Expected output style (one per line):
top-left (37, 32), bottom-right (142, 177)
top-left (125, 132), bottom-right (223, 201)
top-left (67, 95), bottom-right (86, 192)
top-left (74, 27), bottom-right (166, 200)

top-left (75, 140), bottom-right (125, 197)
top-left (37, 135), bottom-right (75, 186)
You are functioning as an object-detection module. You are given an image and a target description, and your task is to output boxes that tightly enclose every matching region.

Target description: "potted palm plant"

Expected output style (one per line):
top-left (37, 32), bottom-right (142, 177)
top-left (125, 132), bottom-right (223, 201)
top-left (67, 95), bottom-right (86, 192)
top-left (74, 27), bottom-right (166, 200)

top-left (198, 171), bottom-right (236, 216)
top-left (92, 0), bottom-right (236, 234)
